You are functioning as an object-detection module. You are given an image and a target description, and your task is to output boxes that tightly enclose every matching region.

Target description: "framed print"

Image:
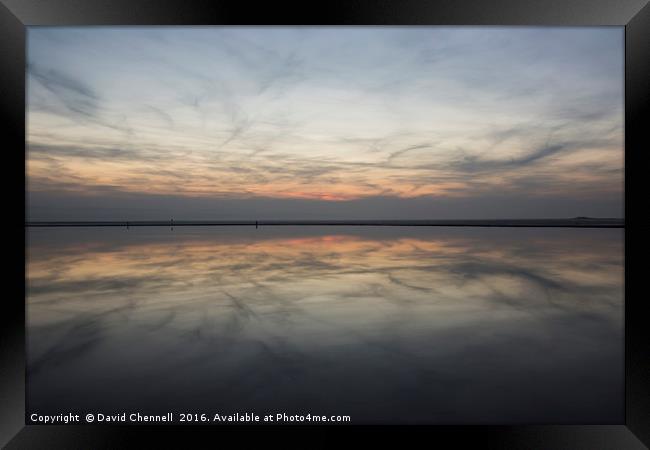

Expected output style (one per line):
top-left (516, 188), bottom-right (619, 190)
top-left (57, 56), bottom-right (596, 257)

top-left (2, 0), bottom-right (649, 448)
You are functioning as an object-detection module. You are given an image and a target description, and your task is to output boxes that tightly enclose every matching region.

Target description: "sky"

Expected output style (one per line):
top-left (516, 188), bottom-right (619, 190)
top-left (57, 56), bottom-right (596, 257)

top-left (26, 27), bottom-right (624, 220)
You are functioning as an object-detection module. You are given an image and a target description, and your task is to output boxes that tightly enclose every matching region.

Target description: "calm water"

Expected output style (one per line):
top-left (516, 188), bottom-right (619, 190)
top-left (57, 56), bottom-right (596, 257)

top-left (26, 227), bottom-right (624, 424)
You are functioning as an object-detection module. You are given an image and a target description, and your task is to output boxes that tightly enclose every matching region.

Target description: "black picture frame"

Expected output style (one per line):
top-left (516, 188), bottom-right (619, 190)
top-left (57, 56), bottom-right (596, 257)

top-left (2, 0), bottom-right (648, 447)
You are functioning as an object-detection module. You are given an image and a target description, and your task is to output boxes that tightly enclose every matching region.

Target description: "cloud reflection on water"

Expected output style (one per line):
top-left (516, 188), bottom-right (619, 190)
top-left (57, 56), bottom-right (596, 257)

top-left (27, 227), bottom-right (623, 423)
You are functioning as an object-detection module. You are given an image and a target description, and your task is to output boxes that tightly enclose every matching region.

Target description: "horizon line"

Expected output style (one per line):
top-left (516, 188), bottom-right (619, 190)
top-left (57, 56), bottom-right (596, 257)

top-left (25, 218), bottom-right (625, 229)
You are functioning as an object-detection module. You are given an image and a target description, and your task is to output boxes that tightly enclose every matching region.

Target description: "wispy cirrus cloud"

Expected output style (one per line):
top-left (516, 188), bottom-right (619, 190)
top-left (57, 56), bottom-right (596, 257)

top-left (27, 27), bottom-right (624, 219)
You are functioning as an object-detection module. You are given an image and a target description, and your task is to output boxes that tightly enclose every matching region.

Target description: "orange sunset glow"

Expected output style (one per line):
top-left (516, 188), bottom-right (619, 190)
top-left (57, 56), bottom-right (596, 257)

top-left (27, 27), bottom-right (623, 219)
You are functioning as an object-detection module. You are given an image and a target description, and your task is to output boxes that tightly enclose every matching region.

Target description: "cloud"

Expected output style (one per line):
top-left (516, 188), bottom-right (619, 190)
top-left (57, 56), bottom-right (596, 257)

top-left (28, 64), bottom-right (100, 118)
top-left (26, 27), bottom-right (624, 218)
top-left (453, 143), bottom-right (568, 172)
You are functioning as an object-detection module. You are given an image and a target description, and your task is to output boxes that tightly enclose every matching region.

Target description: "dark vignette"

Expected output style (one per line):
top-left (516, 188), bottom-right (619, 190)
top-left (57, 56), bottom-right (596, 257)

top-left (0, 0), bottom-right (26, 448)
top-left (625, 0), bottom-right (650, 447)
